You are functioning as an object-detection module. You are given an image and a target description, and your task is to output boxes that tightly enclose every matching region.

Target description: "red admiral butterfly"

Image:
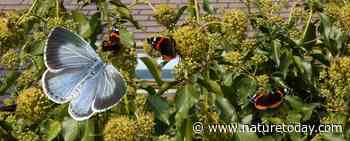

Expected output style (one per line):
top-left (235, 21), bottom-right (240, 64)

top-left (252, 88), bottom-right (285, 110)
top-left (147, 36), bottom-right (176, 62)
top-left (102, 27), bottom-right (122, 52)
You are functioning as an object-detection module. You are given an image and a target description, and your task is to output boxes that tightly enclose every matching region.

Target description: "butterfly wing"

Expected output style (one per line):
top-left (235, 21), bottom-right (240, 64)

top-left (42, 68), bottom-right (88, 103)
top-left (68, 68), bottom-right (103, 120)
top-left (45, 27), bottom-right (100, 71)
top-left (92, 64), bottom-right (126, 112)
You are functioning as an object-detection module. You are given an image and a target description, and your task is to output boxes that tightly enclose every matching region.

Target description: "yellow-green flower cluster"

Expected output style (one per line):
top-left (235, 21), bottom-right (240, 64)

top-left (258, 0), bottom-right (288, 16)
top-left (201, 15), bottom-right (222, 33)
top-left (13, 130), bottom-right (40, 141)
top-left (241, 39), bottom-right (257, 50)
top-left (135, 94), bottom-right (148, 112)
top-left (0, 49), bottom-right (18, 70)
top-left (174, 58), bottom-right (201, 80)
top-left (251, 53), bottom-right (269, 65)
top-left (324, 3), bottom-right (350, 32)
top-left (173, 25), bottom-right (209, 61)
top-left (153, 4), bottom-right (177, 28)
top-left (103, 116), bottom-right (137, 141)
top-left (16, 69), bottom-right (35, 86)
top-left (0, 17), bottom-right (9, 40)
top-left (223, 9), bottom-right (247, 41)
top-left (136, 112), bottom-right (155, 139)
top-left (224, 51), bottom-right (241, 65)
top-left (111, 47), bottom-right (137, 76)
top-left (269, 15), bottom-right (285, 25)
top-left (256, 74), bottom-right (269, 88)
top-left (321, 112), bottom-right (347, 125)
top-left (288, 29), bottom-right (303, 41)
top-left (157, 135), bottom-right (175, 141)
top-left (47, 17), bottom-right (76, 31)
top-left (320, 57), bottom-right (350, 113)
top-left (16, 87), bottom-right (51, 122)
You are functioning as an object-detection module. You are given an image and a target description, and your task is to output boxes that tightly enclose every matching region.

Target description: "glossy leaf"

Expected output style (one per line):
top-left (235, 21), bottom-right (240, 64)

top-left (232, 75), bottom-right (257, 106)
top-left (148, 94), bottom-right (171, 125)
top-left (46, 120), bottom-right (62, 141)
top-left (81, 119), bottom-right (95, 141)
top-left (140, 57), bottom-right (163, 85)
top-left (119, 28), bottom-right (135, 48)
top-left (216, 95), bottom-right (237, 121)
top-left (174, 6), bottom-right (188, 24)
top-left (61, 118), bottom-right (80, 141)
top-left (175, 83), bottom-right (199, 139)
top-left (202, 0), bottom-right (213, 14)
top-left (272, 40), bottom-right (281, 67)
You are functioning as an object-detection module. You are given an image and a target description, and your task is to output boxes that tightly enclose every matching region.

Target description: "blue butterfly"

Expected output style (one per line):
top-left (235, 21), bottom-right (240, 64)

top-left (42, 27), bottom-right (127, 121)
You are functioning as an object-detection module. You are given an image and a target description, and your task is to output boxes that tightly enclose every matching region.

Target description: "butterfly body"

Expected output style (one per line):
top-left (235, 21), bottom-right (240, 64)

top-left (147, 36), bottom-right (176, 62)
top-left (42, 27), bottom-right (127, 121)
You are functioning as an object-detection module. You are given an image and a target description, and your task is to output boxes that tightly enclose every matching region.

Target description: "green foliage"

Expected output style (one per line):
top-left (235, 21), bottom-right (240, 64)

top-left (1, 0), bottom-right (350, 140)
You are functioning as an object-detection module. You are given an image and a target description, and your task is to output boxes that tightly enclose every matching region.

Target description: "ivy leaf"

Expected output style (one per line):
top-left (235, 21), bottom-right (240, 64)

top-left (46, 120), bottom-right (62, 141)
top-left (111, 2), bottom-right (141, 29)
top-left (119, 28), bottom-right (135, 48)
top-left (272, 40), bottom-right (281, 67)
top-left (302, 20), bottom-right (317, 49)
top-left (293, 56), bottom-right (312, 82)
top-left (175, 83), bottom-right (199, 140)
top-left (216, 95), bottom-right (237, 122)
top-left (174, 6), bottom-right (188, 24)
top-left (140, 57), bottom-right (163, 86)
top-left (198, 78), bottom-right (224, 96)
top-left (232, 75), bottom-right (257, 107)
top-left (285, 96), bottom-right (319, 121)
top-left (81, 119), bottom-right (95, 141)
top-left (147, 94), bottom-right (171, 125)
top-left (61, 118), bottom-right (80, 141)
top-left (279, 52), bottom-right (290, 79)
top-left (71, 11), bottom-right (91, 39)
top-left (202, 0), bottom-right (213, 14)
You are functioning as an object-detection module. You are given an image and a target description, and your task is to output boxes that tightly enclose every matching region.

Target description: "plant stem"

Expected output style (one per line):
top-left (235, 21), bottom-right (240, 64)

top-left (16, 0), bottom-right (39, 25)
top-left (56, 0), bottom-right (60, 18)
top-left (147, 1), bottom-right (156, 11)
top-left (194, 0), bottom-right (200, 21)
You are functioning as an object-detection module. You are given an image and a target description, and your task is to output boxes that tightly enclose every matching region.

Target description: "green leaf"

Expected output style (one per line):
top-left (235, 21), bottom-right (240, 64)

top-left (285, 96), bottom-right (319, 121)
top-left (175, 83), bottom-right (199, 135)
top-left (202, 0), bottom-right (213, 14)
top-left (311, 49), bottom-right (331, 66)
top-left (175, 83), bottom-right (199, 141)
top-left (81, 119), bottom-right (95, 141)
top-left (293, 56), bottom-right (312, 82)
top-left (279, 53), bottom-right (290, 79)
top-left (47, 120), bottom-right (62, 141)
top-left (148, 94), bottom-right (171, 125)
top-left (216, 95), bottom-right (237, 122)
top-left (272, 40), bottom-right (281, 67)
top-left (232, 75), bottom-right (257, 106)
top-left (0, 71), bottom-right (17, 95)
top-left (140, 57), bottom-right (163, 85)
top-left (62, 118), bottom-right (80, 141)
top-left (72, 11), bottom-right (91, 39)
top-left (112, 4), bottom-right (141, 29)
top-left (302, 20), bottom-right (317, 49)
top-left (119, 28), bottom-right (135, 48)
top-left (96, 0), bottom-right (109, 22)
top-left (198, 78), bottom-right (224, 96)
top-left (174, 6), bottom-right (188, 24)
